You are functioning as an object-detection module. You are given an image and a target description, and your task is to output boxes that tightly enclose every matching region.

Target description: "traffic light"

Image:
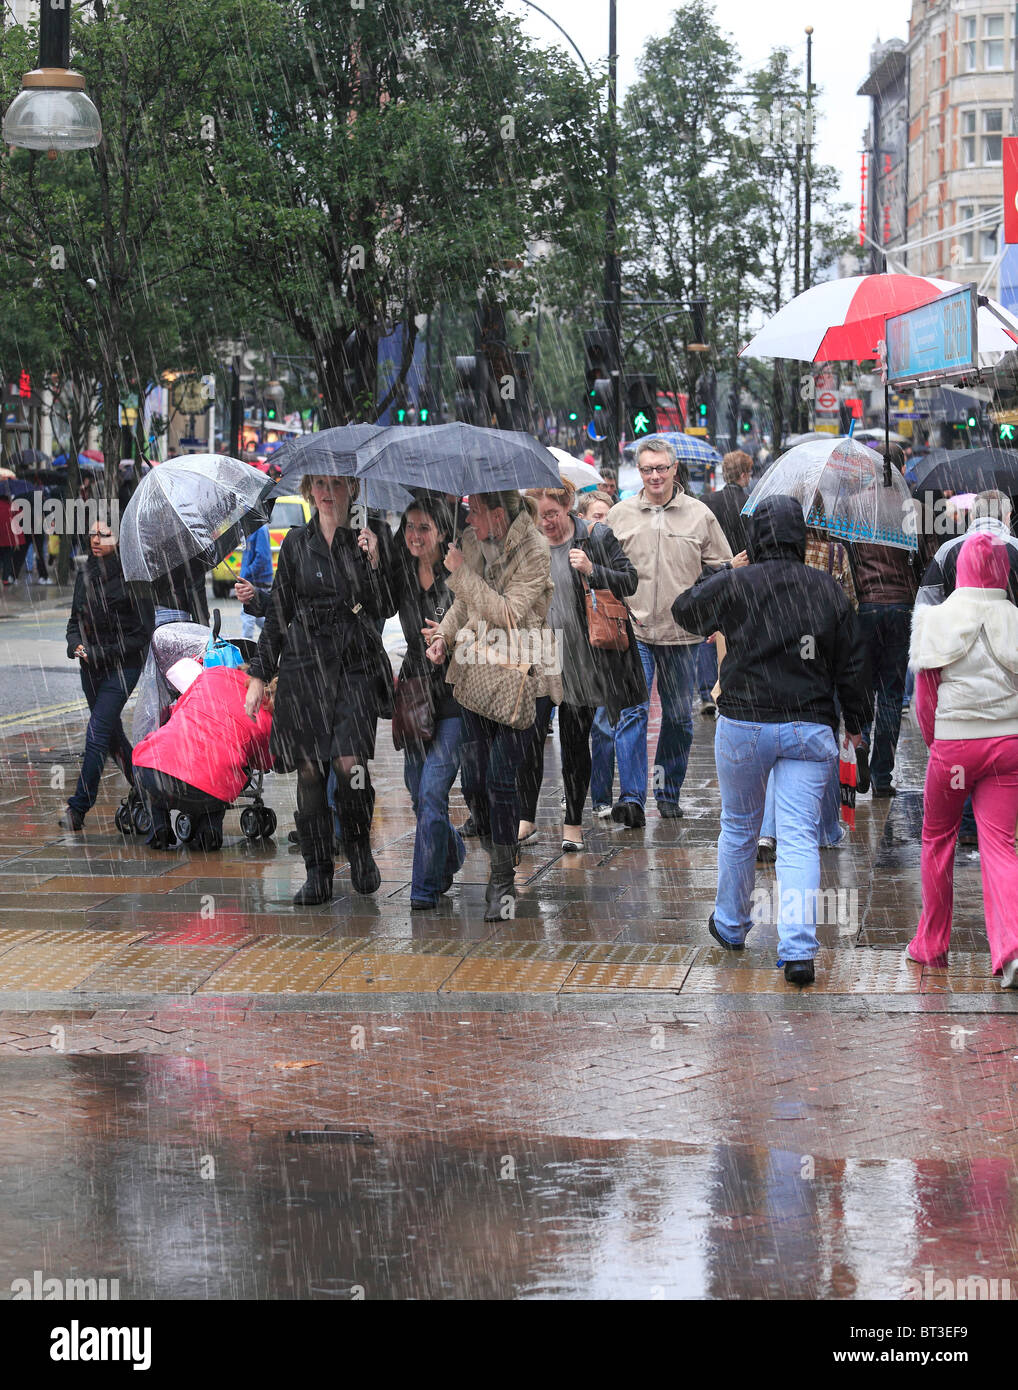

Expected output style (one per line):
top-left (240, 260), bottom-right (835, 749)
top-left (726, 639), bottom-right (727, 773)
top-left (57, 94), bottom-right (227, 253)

top-left (1000, 422), bottom-right (1017, 444)
top-left (739, 408), bottom-right (753, 434)
top-left (591, 377), bottom-right (614, 423)
top-left (393, 380), bottom-right (410, 424)
top-left (689, 297), bottom-right (709, 351)
top-left (418, 386), bottom-right (434, 425)
top-left (454, 356), bottom-right (481, 424)
top-left (698, 402), bottom-right (708, 421)
top-left (626, 373), bottom-right (658, 440)
top-left (583, 328), bottom-right (614, 416)
top-left (967, 413), bottom-right (978, 429)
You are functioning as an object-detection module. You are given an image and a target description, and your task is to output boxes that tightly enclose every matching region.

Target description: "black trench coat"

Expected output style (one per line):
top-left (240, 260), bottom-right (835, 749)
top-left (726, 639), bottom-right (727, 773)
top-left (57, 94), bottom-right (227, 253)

top-left (568, 515), bottom-right (648, 723)
top-left (247, 514), bottom-right (396, 771)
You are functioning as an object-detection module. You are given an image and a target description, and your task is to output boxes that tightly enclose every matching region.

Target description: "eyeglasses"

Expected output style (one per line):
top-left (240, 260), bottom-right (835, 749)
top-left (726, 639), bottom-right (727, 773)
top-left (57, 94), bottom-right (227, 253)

top-left (405, 523), bottom-right (436, 536)
top-left (638, 464), bottom-right (672, 476)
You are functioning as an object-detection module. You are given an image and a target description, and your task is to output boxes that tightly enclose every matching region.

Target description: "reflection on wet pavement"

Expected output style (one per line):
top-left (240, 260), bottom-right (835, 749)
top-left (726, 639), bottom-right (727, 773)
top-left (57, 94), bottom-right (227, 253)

top-left (1, 1050), bottom-right (1015, 1299)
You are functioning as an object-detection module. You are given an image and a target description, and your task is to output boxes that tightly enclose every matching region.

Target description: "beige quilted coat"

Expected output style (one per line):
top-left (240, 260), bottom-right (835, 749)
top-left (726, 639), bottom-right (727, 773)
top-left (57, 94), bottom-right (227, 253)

top-left (438, 509), bottom-right (564, 715)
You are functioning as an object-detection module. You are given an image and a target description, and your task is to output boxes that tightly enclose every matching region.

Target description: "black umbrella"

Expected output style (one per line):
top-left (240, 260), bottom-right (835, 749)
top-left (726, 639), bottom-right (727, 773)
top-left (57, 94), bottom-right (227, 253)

top-left (354, 423), bottom-right (561, 498)
top-left (912, 448), bottom-right (1018, 496)
top-left (274, 425), bottom-right (413, 513)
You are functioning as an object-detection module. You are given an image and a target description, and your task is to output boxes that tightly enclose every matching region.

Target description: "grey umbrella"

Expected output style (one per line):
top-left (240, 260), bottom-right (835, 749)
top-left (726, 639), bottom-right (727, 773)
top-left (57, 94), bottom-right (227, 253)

top-left (354, 423), bottom-right (561, 497)
top-left (274, 425), bottom-right (413, 513)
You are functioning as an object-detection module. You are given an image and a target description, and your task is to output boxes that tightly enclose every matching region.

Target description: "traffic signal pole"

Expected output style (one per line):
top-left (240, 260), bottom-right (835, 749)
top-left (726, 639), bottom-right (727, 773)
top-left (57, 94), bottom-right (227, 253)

top-left (603, 0), bottom-right (622, 478)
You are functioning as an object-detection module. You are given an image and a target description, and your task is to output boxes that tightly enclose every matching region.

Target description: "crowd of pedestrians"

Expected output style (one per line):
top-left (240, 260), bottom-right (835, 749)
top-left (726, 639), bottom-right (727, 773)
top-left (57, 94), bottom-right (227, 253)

top-left (49, 439), bottom-right (1018, 991)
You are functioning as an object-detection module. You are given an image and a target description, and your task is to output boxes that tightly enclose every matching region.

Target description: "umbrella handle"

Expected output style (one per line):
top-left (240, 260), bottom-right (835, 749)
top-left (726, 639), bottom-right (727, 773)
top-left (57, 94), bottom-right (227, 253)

top-left (212, 608), bottom-right (221, 640)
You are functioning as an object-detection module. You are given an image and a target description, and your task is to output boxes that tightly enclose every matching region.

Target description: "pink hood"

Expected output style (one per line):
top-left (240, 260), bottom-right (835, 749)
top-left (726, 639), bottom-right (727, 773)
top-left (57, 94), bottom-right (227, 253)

top-left (957, 531), bottom-right (1010, 591)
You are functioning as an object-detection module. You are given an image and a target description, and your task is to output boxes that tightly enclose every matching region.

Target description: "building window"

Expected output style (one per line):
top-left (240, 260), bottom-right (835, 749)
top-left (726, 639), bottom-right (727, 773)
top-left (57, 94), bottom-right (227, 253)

top-left (961, 109), bottom-right (977, 165)
top-left (963, 15), bottom-right (978, 70)
top-left (959, 204), bottom-right (975, 263)
top-left (985, 14), bottom-right (1006, 67)
top-left (984, 108), bottom-right (1004, 163)
top-left (981, 205), bottom-right (1000, 261)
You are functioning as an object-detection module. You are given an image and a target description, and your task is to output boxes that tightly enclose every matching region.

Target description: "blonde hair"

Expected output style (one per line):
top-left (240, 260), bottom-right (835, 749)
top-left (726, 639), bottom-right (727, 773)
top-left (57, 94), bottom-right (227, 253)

top-left (576, 489), bottom-right (612, 517)
top-left (722, 450), bottom-right (753, 485)
top-left (474, 490), bottom-right (537, 522)
top-left (525, 476), bottom-right (577, 509)
top-left (300, 474), bottom-right (360, 505)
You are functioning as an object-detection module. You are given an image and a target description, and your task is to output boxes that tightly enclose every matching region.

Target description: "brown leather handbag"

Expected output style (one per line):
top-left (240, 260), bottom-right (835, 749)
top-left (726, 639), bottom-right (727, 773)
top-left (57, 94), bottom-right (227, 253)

top-left (583, 580), bottom-right (629, 652)
top-left (391, 675), bottom-right (436, 750)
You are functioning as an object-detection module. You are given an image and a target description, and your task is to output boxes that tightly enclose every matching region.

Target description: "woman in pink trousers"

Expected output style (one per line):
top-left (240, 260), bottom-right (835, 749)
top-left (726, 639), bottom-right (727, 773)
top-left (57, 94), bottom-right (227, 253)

top-left (908, 532), bottom-right (1018, 988)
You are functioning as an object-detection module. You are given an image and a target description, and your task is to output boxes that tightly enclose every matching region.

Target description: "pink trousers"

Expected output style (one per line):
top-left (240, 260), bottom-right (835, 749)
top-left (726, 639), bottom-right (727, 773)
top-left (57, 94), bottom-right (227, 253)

top-left (909, 736), bottom-right (1018, 973)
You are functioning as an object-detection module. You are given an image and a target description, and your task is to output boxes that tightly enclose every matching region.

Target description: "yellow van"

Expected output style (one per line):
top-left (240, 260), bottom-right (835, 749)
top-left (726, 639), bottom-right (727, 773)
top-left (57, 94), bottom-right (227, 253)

top-left (211, 494), bottom-right (312, 598)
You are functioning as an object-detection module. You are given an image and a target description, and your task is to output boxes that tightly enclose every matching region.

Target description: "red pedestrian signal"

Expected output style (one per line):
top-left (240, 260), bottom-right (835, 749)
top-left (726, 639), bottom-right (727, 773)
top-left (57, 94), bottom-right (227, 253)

top-left (18, 370), bottom-right (30, 398)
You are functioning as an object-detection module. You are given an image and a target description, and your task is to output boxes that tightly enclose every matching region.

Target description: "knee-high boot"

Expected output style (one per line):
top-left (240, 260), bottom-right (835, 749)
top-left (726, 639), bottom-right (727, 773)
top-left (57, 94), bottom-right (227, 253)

top-left (334, 784), bottom-right (380, 896)
top-left (293, 812), bottom-right (334, 906)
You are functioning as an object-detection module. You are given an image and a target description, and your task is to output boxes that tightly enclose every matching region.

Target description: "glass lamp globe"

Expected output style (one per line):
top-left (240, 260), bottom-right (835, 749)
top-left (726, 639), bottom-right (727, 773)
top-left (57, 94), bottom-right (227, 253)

top-left (3, 72), bottom-right (102, 152)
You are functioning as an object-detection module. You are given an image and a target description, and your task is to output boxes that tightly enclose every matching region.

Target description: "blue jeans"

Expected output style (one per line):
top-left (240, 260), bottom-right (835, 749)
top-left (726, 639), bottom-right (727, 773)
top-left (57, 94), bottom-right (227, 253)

top-left (68, 664), bottom-right (142, 815)
top-left (858, 602), bottom-right (911, 789)
top-left (241, 612), bottom-right (265, 641)
top-left (713, 716), bottom-right (837, 963)
top-left (695, 640), bottom-right (717, 701)
top-left (903, 665), bottom-right (915, 707)
top-left (590, 706), bottom-right (615, 807)
top-left (761, 761), bottom-right (844, 847)
top-left (403, 715), bottom-right (466, 904)
top-left (613, 641), bottom-right (697, 806)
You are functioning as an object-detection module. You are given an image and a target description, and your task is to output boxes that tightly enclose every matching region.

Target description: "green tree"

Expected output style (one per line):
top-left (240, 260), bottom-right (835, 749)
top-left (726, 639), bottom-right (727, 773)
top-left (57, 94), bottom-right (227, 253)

top-left (205, 0), bottom-right (602, 425)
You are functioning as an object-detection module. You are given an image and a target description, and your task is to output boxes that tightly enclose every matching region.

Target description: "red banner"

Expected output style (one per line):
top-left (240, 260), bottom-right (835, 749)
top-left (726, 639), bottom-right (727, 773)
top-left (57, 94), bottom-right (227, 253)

top-left (1005, 138), bottom-right (1018, 244)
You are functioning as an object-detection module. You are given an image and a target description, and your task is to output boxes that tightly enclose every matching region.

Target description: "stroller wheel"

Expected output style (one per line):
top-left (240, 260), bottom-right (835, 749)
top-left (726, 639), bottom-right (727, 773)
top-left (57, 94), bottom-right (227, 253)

top-left (175, 813), bottom-right (194, 843)
top-left (114, 803), bottom-right (134, 835)
top-left (132, 802), bottom-right (152, 835)
top-left (257, 807), bottom-right (277, 839)
top-left (240, 806), bottom-right (262, 840)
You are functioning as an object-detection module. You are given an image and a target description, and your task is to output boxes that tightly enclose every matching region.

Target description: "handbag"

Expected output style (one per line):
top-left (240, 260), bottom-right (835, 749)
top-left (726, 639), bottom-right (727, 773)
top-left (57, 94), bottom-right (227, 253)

top-left (453, 607), bottom-right (537, 731)
top-left (583, 579), bottom-right (630, 651)
top-left (392, 675), bottom-right (435, 751)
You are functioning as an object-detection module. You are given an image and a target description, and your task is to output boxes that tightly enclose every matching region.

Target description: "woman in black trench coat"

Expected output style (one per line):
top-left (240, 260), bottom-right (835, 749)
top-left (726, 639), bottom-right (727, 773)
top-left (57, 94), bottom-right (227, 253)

top-left (244, 474), bottom-right (395, 905)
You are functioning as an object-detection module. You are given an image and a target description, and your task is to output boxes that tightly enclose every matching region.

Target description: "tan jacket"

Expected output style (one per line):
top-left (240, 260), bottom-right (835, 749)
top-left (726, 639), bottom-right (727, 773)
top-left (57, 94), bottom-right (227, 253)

top-left (606, 486), bottom-right (733, 645)
top-left (438, 510), bottom-right (564, 707)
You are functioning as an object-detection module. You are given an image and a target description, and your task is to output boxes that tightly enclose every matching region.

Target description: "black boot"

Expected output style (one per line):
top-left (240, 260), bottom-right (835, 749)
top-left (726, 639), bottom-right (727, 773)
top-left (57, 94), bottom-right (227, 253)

top-left (293, 813), bottom-right (334, 906)
top-left (344, 834), bottom-right (380, 895)
top-left (484, 842), bottom-right (517, 922)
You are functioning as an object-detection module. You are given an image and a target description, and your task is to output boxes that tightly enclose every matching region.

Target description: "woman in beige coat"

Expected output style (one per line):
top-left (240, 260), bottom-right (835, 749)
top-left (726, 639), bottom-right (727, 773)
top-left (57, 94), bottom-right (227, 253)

top-left (426, 491), bottom-right (560, 920)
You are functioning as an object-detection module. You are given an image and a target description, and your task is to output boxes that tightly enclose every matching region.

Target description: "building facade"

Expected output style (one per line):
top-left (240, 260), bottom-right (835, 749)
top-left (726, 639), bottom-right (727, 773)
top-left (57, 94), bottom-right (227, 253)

top-left (905, 0), bottom-right (1012, 293)
top-left (858, 39), bottom-right (910, 272)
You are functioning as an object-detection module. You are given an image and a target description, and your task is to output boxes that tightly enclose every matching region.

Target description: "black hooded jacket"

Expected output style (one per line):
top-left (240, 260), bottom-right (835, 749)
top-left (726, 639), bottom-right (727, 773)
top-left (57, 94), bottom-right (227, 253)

top-left (670, 495), bottom-right (872, 735)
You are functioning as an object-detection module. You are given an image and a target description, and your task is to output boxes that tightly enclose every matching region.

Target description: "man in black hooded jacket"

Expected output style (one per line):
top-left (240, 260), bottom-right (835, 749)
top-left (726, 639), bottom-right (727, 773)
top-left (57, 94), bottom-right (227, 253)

top-left (672, 494), bottom-right (872, 987)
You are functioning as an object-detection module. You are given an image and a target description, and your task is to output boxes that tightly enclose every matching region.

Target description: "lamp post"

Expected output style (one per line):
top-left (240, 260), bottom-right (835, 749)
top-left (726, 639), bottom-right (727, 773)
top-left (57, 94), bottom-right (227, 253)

top-left (3, 0), bottom-right (102, 154)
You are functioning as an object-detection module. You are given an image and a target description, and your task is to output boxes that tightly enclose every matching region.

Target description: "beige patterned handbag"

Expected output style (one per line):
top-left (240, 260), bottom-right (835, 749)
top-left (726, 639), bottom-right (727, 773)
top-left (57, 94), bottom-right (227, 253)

top-left (452, 605), bottom-right (537, 730)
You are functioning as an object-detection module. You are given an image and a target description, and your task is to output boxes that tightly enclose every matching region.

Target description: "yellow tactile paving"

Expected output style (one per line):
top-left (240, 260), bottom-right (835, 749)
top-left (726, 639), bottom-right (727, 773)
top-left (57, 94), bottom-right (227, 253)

top-left (922, 953), bottom-right (997, 994)
top-left (442, 957), bottom-right (575, 993)
top-left (0, 928), bottom-right (48, 955)
top-left (0, 929), bottom-right (148, 991)
top-left (318, 952), bottom-right (463, 993)
top-left (561, 960), bottom-right (695, 992)
top-left (80, 945), bottom-right (237, 994)
top-left (200, 946), bottom-right (363, 994)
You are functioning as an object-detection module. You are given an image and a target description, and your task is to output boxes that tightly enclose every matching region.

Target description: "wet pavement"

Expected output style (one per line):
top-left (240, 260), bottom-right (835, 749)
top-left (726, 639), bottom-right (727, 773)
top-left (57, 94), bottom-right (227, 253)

top-left (1, 619), bottom-right (1018, 1300)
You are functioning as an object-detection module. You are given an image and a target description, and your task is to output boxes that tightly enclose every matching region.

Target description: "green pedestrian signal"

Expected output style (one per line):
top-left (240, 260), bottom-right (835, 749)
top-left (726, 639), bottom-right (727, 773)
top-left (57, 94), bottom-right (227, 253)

top-left (633, 411), bottom-right (651, 436)
top-left (419, 407), bottom-right (429, 423)
top-left (967, 414), bottom-right (978, 428)
top-left (1001, 423), bottom-right (1015, 442)
top-left (396, 407), bottom-right (407, 423)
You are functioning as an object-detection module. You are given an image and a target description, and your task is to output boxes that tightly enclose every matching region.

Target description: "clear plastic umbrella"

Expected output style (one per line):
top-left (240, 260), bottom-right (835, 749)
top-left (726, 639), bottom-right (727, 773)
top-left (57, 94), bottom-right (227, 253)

top-left (741, 436), bottom-right (917, 551)
top-left (120, 454), bottom-right (273, 581)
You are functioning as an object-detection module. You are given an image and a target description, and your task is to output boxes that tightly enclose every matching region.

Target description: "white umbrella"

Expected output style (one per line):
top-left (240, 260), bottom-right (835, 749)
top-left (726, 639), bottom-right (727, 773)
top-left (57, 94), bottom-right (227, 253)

top-left (548, 448), bottom-right (603, 491)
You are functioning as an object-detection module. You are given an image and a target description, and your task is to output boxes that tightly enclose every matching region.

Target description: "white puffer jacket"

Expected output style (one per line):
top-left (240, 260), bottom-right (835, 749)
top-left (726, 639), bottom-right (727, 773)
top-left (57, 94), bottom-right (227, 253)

top-left (911, 588), bottom-right (1018, 739)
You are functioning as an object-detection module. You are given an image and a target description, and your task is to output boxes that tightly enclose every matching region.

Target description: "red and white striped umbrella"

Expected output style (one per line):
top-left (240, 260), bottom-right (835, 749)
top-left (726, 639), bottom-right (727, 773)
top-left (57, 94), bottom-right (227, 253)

top-left (741, 274), bottom-right (1018, 364)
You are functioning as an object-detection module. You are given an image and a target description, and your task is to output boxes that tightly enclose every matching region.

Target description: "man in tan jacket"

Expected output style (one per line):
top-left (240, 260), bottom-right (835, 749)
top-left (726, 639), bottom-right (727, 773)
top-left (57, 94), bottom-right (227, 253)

top-left (604, 438), bottom-right (733, 825)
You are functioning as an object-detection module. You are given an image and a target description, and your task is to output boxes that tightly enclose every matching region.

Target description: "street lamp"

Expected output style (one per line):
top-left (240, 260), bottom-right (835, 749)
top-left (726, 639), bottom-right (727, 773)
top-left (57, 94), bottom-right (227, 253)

top-left (3, 0), bottom-right (102, 154)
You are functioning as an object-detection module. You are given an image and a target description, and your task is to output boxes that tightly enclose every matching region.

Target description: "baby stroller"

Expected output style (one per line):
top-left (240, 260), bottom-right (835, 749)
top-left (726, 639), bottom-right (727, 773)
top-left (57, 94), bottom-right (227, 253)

top-left (118, 611), bottom-right (277, 845)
